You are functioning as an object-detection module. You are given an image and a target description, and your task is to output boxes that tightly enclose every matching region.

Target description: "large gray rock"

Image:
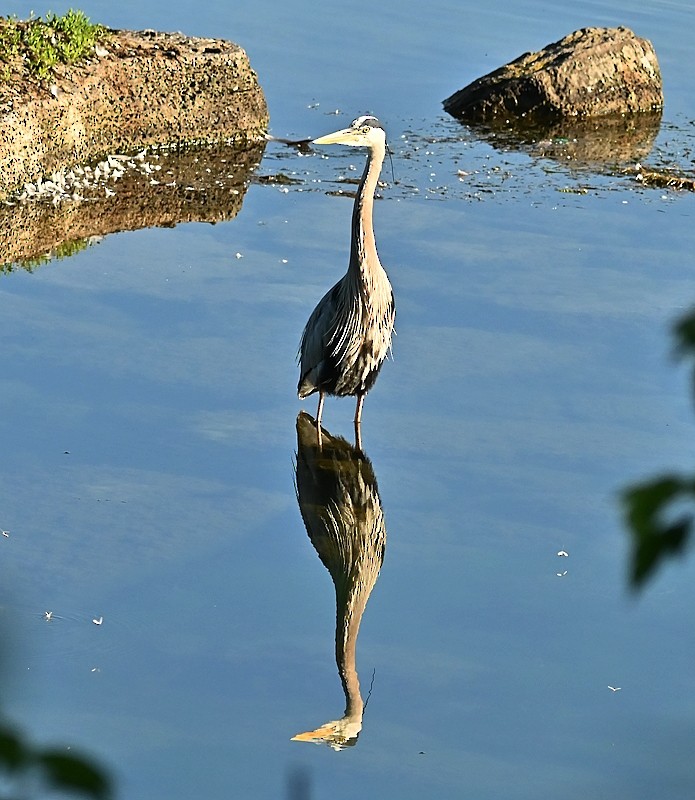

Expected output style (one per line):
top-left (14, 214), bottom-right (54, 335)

top-left (443, 27), bottom-right (663, 122)
top-left (0, 29), bottom-right (269, 200)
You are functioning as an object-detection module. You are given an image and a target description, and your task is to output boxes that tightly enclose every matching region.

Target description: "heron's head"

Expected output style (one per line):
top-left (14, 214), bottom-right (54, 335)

top-left (291, 717), bottom-right (361, 751)
top-left (313, 115), bottom-right (386, 149)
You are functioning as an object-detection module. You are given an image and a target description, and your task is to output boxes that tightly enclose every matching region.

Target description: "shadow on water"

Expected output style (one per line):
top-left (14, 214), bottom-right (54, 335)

top-left (0, 141), bottom-right (266, 272)
top-left (292, 411), bottom-right (386, 751)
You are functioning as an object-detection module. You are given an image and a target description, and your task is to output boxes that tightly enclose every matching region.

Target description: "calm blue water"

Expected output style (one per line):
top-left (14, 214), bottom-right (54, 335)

top-left (2, 1), bottom-right (695, 799)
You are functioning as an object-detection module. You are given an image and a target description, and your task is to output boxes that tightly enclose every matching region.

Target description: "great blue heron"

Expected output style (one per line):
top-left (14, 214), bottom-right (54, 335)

top-left (298, 115), bottom-right (395, 441)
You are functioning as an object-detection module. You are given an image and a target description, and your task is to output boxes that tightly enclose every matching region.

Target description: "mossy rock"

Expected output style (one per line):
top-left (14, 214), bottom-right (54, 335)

top-left (0, 23), bottom-right (269, 200)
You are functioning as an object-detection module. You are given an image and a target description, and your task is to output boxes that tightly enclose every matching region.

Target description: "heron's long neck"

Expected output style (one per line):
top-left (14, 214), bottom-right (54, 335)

top-left (335, 581), bottom-right (366, 719)
top-left (349, 142), bottom-right (385, 283)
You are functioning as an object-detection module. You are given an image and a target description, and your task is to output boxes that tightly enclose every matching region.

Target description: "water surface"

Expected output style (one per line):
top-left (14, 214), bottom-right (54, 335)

top-left (2, 1), bottom-right (695, 798)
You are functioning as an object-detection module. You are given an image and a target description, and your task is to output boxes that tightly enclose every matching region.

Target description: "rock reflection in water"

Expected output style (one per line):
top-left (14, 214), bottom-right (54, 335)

top-left (292, 411), bottom-right (386, 750)
top-left (0, 141), bottom-right (265, 272)
top-left (460, 111), bottom-right (662, 168)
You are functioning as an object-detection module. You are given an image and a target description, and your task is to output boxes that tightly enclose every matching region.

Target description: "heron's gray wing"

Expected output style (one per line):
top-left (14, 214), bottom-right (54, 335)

top-left (298, 279), bottom-right (345, 397)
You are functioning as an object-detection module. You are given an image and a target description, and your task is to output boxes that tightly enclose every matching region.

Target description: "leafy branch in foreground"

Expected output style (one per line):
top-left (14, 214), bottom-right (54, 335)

top-left (622, 307), bottom-right (695, 588)
top-left (0, 723), bottom-right (111, 799)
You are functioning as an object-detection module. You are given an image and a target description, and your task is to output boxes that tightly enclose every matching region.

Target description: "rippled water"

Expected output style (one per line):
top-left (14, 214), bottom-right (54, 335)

top-left (2, 1), bottom-right (695, 798)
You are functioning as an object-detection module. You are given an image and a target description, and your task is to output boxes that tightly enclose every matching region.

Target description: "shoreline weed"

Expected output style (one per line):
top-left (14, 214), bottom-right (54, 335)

top-left (0, 9), bottom-right (109, 81)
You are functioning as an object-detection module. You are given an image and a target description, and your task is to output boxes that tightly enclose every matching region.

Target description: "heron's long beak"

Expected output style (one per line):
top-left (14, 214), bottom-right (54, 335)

top-left (312, 127), bottom-right (359, 146)
top-left (291, 723), bottom-right (337, 742)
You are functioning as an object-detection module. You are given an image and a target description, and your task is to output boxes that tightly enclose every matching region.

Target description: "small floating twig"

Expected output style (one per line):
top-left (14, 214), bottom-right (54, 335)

top-left (626, 164), bottom-right (695, 191)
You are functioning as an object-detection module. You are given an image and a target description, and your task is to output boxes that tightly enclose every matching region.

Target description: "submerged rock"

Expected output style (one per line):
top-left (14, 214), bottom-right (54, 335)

top-left (0, 29), bottom-right (269, 201)
top-left (443, 27), bottom-right (663, 122)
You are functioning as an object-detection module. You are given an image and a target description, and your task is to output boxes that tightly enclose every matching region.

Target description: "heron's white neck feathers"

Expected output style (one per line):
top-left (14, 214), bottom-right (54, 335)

top-left (349, 141), bottom-right (387, 290)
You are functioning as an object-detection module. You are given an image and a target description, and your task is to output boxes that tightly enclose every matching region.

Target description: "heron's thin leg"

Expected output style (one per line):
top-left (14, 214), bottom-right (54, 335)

top-left (315, 392), bottom-right (325, 450)
top-left (354, 419), bottom-right (363, 451)
top-left (354, 394), bottom-right (364, 450)
top-left (316, 392), bottom-right (325, 427)
top-left (354, 394), bottom-right (364, 426)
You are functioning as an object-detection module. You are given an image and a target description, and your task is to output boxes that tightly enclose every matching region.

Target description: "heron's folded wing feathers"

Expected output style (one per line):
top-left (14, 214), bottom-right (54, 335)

top-left (298, 279), bottom-right (345, 396)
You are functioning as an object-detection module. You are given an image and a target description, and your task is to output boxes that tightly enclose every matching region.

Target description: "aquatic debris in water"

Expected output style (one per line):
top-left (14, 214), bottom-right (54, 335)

top-left (5, 151), bottom-right (162, 206)
top-left (254, 172), bottom-right (302, 185)
top-left (627, 163), bottom-right (695, 191)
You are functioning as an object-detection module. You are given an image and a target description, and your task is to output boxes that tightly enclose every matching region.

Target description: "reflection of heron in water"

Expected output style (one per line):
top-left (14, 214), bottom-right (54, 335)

top-left (292, 411), bottom-right (386, 750)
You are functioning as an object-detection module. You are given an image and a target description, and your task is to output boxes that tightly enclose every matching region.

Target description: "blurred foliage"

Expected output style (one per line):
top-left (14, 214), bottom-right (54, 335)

top-left (0, 721), bottom-right (111, 799)
top-left (622, 307), bottom-right (695, 587)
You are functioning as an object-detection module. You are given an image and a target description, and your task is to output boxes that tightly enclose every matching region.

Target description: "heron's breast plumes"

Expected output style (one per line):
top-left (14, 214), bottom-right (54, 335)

top-left (326, 272), bottom-right (394, 397)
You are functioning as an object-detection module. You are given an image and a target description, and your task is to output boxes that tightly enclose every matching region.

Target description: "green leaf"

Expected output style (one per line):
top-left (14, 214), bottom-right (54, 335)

top-left (37, 749), bottom-right (111, 799)
top-left (674, 309), bottom-right (695, 355)
top-left (673, 309), bottom-right (695, 408)
top-left (622, 475), bottom-right (695, 587)
top-left (0, 726), bottom-right (28, 771)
